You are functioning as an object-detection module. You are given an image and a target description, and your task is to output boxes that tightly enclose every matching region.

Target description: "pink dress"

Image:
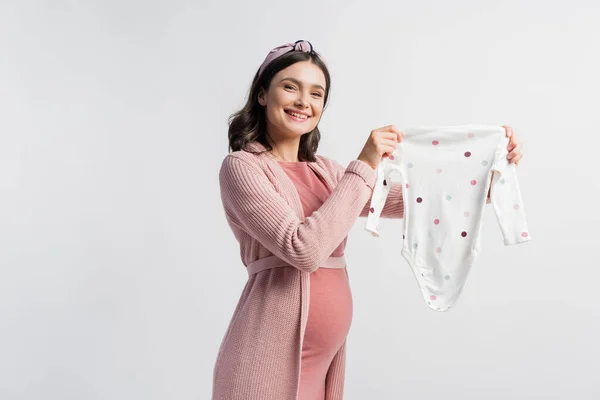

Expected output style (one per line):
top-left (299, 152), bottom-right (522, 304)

top-left (278, 160), bottom-right (353, 400)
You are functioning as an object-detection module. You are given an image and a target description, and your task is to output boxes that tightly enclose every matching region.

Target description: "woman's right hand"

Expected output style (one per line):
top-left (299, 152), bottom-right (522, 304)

top-left (357, 125), bottom-right (403, 170)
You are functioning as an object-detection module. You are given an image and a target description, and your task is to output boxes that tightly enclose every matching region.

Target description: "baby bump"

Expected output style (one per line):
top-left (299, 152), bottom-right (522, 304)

top-left (303, 268), bottom-right (353, 354)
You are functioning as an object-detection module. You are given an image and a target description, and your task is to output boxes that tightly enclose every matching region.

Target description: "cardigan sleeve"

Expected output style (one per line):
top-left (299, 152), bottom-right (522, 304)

top-left (331, 159), bottom-right (404, 219)
top-left (219, 154), bottom-right (377, 273)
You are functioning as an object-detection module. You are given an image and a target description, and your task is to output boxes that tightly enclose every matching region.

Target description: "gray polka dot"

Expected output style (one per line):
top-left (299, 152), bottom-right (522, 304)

top-left (446, 195), bottom-right (452, 201)
top-left (407, 163), bottom-right (414, 168)
top-left (413, 243), bottom-right (418, 248)
top-left (500, 178), bottom-right (505, 184)
top-left (444, 275), bottom-right (450, 280)
top-left (481, 160), bottom-right (488, 166)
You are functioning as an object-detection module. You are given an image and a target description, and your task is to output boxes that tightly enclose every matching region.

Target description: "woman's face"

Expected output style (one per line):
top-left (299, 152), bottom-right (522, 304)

top-left (258, 60), bottom-right (327, 140)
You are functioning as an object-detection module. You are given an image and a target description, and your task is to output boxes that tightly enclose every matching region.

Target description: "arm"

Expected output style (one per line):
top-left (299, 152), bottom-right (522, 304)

top-left (219, 155), bottom-right (377, 273)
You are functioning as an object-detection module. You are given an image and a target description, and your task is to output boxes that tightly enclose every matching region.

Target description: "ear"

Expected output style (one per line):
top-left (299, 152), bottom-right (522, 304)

top-left (257, 88), bottom-right (267, 106)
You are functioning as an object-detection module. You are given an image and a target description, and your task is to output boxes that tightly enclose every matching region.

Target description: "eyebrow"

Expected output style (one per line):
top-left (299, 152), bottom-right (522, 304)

top-left (279, 77), bottom-right (325, 92)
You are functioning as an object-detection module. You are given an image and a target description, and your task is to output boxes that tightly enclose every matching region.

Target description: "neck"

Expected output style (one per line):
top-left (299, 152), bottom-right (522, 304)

top-left (267, 136), bottom-right (301, 162)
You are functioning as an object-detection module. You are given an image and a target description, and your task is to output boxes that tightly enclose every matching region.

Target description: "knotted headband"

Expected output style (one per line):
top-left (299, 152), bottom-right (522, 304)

top-left (257, 40), bottom-right (326, 79)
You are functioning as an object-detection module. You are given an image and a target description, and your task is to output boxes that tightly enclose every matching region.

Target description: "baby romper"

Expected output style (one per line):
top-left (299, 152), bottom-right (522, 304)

top-left (365, 125), bottom-right (531, 311)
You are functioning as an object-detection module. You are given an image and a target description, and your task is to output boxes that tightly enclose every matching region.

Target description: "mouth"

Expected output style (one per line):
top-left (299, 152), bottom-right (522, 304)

top-left (284, 109), bottom-right (310, 122)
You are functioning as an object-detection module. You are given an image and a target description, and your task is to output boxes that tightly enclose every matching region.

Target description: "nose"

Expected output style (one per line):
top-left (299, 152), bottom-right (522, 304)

top-left (295, 91), bottom-right (309, 108)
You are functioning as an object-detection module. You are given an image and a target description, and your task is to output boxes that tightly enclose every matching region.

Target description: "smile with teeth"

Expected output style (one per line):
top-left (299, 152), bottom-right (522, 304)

top-left (285, 110), bottom-right (309, 121)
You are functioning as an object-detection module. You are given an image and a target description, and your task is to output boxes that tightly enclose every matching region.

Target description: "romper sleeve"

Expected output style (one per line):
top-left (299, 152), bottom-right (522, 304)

top-left (219, 154), bottom-right (377, 272)
top-left (363, 149), bottom-right (405, 237)
top-left (490, 136), bottom-right (532, 245)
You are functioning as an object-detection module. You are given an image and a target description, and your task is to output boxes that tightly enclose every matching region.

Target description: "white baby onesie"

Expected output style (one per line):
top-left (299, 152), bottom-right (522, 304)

top-left (365, 125), bottom-right (531, 312)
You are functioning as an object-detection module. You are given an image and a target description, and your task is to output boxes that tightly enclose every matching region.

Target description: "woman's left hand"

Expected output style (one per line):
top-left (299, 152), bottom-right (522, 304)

top-left (503, 125), bottom-right (523, 166)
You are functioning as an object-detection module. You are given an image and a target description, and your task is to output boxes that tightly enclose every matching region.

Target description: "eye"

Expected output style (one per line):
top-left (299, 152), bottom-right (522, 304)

top-left (284, 84), bottom-right (296, 90)
top-left (312, 92), bottom-right (323, 97)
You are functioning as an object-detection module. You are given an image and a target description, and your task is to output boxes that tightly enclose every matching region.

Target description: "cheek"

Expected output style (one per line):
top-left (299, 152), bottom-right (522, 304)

top-left (312, 100), bottom-right (324, 114)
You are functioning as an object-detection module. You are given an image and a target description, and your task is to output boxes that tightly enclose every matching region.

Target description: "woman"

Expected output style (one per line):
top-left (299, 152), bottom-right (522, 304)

top-left (213, 40), bottom-right (523, 400)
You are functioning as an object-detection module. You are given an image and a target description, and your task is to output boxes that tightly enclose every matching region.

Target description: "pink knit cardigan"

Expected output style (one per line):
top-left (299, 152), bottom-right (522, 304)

top-left (213, 140), bottom-right (405, 400)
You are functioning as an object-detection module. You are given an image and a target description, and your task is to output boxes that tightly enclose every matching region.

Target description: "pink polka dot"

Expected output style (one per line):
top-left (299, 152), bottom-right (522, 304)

top-left (435, 247), bottom-right (441, 253)
top-left (416, 197), bottom-right (423, 203)
top-left (369, 207), bottom-right (374, 213)
top-left (470, 180), bottom-right (477, 185)
top-left (514, 204), bottom-right (520, 210)
top-left (389, 155), bottom-right (394, 160)
top-left (521, 232), bottom-right (529, 237)
top-left (436, 168), bottom-right (442, 174)
top-left (461, 231), bottom-right (467, 237)
top-left (434, 219), bottom-right (440, 224)
top-left (464, 211), bottom-right (470, 217)
top-left (432, 140), bottom-right (439, 146)
top-left (464, 151), bottom-right (471, 157)
top-left (430, 295), bottom-right (437, 301)
top-left (406, 183), bottom-right (409, 188)
top-left (468, 132), bottom-right (475, 138)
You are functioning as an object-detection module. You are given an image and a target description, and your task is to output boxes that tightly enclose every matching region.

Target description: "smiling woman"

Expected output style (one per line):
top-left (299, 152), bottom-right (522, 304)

top-left (213, 39), bottom-right (407, 400)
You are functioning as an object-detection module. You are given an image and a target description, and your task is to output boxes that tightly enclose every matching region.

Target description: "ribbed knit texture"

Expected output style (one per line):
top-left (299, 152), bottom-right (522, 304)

top-left (213, 141), bottom-right (404, 400)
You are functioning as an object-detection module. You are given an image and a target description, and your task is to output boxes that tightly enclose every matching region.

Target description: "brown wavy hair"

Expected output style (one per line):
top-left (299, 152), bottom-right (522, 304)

top-left (227, 50), bottom-right (331, 162)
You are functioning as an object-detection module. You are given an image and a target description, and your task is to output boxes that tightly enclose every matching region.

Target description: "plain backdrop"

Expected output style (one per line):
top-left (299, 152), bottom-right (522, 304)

top-left (1, 0), bottom-right (599, 399)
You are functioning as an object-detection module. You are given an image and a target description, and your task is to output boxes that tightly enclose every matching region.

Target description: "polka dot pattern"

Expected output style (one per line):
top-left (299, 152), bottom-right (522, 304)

top-left (365, 126), bottom-right (532, 312)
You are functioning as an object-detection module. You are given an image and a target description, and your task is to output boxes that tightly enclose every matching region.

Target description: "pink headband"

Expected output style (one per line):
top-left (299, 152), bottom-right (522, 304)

top-left (257, 40), bottom-right (326, 78)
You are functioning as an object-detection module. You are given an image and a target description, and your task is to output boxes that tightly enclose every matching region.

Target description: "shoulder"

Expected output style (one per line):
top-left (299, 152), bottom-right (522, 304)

top-left (219, 150), bottom-right (266, 182)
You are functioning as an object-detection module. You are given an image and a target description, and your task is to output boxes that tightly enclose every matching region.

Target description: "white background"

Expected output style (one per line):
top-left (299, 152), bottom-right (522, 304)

top-left (1, 0), bottom-right (599, 399)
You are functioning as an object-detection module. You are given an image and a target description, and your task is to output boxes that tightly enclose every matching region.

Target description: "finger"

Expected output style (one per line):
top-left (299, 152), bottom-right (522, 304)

top-left (508, 142), bottom-right (521, 154)
top-left (374, 124), bottom-right (397, 133)
top-left (380, 124), bottom-right (402, 137)
top-left (381, 131), bottom-right (402, 142)
top-left (382, 144), bottom-right (397, 158)
top-left (502, 125), bottom-right (513, 138)
top-left (381, 138), bottom-right (399, 148)
top-left (507, 146), bottom-right (522, 160)
top-left (510, 153), bottom-right (523, 164)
